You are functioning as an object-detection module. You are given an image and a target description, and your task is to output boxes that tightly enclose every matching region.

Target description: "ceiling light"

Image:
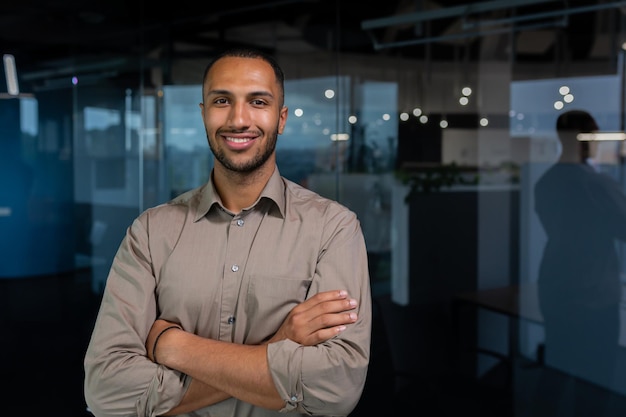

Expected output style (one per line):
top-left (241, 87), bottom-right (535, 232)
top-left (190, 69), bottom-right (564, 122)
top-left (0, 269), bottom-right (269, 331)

top-left (330, 133), bottom-right (349, 141)
top-left (3, 54), bottom-right (19, 95)
top-left (577, 132), bottom-right (626, 141)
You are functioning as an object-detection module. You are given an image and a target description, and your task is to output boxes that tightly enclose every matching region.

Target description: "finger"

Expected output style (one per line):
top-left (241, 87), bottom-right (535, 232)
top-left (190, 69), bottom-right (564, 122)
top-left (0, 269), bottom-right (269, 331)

top-left (300, 298), bottom-right (358, 325)
top-left (319, 298), bottom-right (358, 314)
top-left (304, 324), bottom-right (349, 345)
top-left (292, 309), bottom-right (358, 344)
top-left (295, 290), bottom-right (349, 313)
top-left (289, 298), bottom-right (356, 329)
top-left (289, 298), bottom-right (358, 335)
top-left (315, 311), bottom-right (358, 330)
top-left (294, 295), bottom-right (356, 320)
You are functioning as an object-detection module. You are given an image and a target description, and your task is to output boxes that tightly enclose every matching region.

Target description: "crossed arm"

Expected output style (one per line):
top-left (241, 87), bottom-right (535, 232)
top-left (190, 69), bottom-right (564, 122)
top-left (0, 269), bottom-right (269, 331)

top-left (145, 289), bottom-right (359, 415)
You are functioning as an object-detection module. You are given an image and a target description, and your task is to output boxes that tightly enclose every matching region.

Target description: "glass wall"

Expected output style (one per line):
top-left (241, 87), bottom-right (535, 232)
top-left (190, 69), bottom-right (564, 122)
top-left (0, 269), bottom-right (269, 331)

top-left (2, 1), bottom-right (626, 416)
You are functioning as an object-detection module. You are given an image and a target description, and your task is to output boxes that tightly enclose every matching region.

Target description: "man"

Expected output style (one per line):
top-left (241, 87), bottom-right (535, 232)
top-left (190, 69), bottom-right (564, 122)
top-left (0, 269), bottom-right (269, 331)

top-left (84, 47), bottom-right (372, 417)
top-left (533, 109), bottom-right (626, 415)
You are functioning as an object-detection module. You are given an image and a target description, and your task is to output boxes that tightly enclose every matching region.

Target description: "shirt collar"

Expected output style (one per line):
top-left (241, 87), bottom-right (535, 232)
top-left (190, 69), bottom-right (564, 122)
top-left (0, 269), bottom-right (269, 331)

top-left (193, 165), bottom-right (286, 222)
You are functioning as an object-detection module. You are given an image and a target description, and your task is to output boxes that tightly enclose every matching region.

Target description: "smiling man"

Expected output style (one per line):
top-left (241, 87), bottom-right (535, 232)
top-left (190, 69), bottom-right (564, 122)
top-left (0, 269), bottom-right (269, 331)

top-left (84, 47), bottom-right (372, 417)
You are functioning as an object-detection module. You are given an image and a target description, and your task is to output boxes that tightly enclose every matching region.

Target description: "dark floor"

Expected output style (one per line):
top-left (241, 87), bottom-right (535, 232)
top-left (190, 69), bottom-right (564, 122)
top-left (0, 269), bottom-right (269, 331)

top-left (350, 293), bottom-right (517, 417)
top-left (3, 269), bottom-right (626, 417)
top-left (1, 269), bottom-right (100, 417)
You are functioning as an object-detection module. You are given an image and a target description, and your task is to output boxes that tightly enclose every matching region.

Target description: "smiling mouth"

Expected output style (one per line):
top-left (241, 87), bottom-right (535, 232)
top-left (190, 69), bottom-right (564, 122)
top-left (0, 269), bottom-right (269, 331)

top-left (225, 136), bottom-right (253, 143)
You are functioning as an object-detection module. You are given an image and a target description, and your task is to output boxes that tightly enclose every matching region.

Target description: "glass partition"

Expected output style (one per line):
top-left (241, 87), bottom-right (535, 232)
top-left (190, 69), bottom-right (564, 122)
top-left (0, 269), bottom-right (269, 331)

top-left (4, 2), bottom-right (626, 416)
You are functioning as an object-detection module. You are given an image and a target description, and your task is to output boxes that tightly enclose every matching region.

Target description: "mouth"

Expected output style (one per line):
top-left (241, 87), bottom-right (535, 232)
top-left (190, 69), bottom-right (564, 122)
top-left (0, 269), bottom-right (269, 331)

top-left (220, 132), bottom-right (258, 150)
top-left (225, 136), bottom-right (253, 144)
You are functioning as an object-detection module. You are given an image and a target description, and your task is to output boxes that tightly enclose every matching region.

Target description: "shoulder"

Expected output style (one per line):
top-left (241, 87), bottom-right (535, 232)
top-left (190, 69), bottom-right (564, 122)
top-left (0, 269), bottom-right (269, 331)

top-left (136, 184), bottom-right (205, 229)
top-left (282, 177), bottom-right (359, 225)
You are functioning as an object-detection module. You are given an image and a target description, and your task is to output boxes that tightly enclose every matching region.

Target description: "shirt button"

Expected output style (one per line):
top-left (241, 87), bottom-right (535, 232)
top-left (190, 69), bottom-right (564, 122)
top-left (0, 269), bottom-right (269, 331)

top-left (231, 264), bottom-right (239, 272)
top-left (290, 395), bottom-right (297, 401)
top-left (227, 316), bottom-right (236, 324)
top-left (236, 219), bottom-right (244, 227)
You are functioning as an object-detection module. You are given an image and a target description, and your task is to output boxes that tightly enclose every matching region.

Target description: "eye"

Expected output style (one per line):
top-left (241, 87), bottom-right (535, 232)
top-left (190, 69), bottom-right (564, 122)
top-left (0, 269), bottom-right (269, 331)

top-left (213, 97), bottom-right (229, 105)
top-left (251, 99), bottom-right (267, 106)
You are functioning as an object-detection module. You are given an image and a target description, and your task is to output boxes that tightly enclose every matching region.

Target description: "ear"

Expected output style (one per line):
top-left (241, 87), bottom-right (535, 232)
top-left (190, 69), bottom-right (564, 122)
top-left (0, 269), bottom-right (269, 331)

top-left (277, 106), bottom-right (288, 135)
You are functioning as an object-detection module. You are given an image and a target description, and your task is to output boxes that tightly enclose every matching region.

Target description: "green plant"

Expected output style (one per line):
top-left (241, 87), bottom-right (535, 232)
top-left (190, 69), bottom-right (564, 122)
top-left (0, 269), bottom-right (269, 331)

top-left (395, 162), bottom-right (479, 201)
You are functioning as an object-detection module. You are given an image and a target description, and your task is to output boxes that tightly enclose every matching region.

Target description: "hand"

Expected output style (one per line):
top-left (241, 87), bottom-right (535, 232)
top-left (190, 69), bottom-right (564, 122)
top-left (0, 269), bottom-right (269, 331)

top-left (146, 319), bottom-right (182, 363)
top-left (267, 290), bottom-right (358, 346)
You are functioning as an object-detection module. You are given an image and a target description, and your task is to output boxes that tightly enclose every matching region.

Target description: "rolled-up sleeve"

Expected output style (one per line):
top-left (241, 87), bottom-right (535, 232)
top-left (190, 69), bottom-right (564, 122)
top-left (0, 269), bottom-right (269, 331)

top-left (266, 208), bottom-right (372, 416)
top-left (84, 214), bottom-right (188, 417)
top-left (85, 173), bottom-right (373, 417)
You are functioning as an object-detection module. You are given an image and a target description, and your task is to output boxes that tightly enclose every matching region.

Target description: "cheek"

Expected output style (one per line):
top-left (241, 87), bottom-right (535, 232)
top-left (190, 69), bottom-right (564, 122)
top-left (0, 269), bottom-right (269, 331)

top-left (256, 112), bottom-right (280, 131)
top-left (203, 111), bottom-right (225, 129)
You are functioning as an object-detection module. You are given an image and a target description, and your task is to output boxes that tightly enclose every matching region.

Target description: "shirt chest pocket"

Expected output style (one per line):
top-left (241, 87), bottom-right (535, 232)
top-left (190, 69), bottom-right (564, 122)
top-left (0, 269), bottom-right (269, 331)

top-left (245, 275), bottom-right (312, 336)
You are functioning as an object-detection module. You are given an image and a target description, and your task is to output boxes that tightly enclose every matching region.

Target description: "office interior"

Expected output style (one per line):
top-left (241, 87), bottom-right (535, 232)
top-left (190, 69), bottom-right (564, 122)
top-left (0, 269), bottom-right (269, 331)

top-left (3, 0), bottom-right (626, 415)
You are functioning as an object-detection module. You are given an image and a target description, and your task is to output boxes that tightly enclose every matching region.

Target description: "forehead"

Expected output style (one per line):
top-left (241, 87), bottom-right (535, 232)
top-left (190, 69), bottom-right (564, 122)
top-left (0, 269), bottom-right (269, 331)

top-left (205, 56), bottom-right (278, 91)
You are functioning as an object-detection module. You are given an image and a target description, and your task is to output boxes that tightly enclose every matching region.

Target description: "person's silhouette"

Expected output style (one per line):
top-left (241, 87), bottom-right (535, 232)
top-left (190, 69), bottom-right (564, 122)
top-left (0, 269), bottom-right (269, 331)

top-left (533, 109), bottom-right (626, 415)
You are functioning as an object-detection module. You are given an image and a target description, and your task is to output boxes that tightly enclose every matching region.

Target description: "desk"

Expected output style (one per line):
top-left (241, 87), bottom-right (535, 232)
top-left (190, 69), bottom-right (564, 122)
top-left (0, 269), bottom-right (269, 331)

top-left (455, 284), bottom-right (626, 400)
top-left (452, 283), bottom-right (544, 382)
top-left (454, 283), bottom-right (543, 324)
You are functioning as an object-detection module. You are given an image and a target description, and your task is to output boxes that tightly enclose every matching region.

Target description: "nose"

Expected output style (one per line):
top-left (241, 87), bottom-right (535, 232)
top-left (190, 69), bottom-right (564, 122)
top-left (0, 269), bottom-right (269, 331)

top-left (227, 101), bottom-right (250, 128)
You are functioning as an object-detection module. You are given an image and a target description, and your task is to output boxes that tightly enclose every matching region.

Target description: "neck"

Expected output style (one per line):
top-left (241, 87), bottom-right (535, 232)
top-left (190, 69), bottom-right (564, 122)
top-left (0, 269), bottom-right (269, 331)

top-left (212, 163), bottom-right (275, 213)
top-left (558, 143), bottom-right (581, 163)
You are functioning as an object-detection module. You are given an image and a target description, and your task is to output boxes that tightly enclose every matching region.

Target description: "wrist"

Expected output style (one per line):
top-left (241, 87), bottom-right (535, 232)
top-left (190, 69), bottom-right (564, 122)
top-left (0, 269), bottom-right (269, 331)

top-left (153, 325), bottom-right (182, 364)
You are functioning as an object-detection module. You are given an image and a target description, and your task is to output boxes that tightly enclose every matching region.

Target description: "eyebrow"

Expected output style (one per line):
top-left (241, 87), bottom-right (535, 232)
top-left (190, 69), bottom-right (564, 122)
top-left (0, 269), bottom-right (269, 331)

top-left (206, 89), bottom-right (275, 100)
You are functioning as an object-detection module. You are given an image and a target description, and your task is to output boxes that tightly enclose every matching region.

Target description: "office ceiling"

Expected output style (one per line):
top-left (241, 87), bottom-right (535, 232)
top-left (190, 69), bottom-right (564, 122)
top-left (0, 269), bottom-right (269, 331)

top-left (1, 0), bottom-right (624, 81)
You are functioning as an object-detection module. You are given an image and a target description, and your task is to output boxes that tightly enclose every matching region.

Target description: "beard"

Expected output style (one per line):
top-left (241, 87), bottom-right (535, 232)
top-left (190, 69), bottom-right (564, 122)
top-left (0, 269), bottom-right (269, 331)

top-left (208, 128), bottom-right (279, 174)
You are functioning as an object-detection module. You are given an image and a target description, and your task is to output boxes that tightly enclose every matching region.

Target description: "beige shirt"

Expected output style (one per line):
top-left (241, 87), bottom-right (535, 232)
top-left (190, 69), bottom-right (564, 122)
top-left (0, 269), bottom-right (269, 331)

top-left (84, 166), bottom-right (372, 417)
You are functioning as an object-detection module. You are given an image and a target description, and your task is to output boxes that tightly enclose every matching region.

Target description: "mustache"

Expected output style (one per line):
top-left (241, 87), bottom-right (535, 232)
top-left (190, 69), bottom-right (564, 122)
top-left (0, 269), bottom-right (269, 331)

top-left (216, 128), bottom-right (262, 136)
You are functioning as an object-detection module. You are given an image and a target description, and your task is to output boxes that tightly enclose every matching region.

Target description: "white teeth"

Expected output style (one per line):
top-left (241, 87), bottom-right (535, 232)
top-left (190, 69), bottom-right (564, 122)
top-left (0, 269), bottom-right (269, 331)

top-left (226, 137), bottom-right (250, 143)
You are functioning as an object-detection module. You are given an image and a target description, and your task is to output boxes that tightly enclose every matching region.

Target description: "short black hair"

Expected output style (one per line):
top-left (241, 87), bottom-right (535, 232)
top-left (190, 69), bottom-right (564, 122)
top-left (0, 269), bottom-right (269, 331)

top-left (556, 109), bottom-right (598, 134)
top-left (201, 47), bottom-right (285, 105)
top-left (556, 109), bottom-right (598, 162)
